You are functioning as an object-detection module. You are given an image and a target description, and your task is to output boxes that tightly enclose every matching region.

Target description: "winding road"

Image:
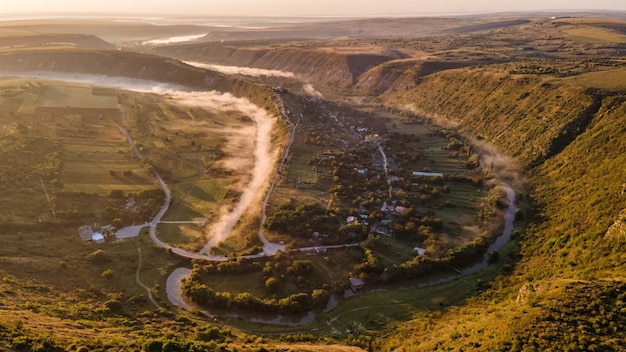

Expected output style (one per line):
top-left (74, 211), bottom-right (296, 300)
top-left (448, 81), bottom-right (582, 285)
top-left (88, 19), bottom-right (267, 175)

top-left (119, 97), bottom-right (518, 326)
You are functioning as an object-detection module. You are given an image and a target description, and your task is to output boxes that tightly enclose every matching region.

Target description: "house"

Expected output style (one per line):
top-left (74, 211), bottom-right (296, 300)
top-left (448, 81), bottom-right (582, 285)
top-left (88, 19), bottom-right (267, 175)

top-left (349, 277), bottom-right (366, 291)
top-left (92, 232), bottom-right (105, 244)
top-left (413, 247), bottom-right (426, 256)
top-left (78, 225), bottom-right (93, 241)
top-left (375, 227), bottom-right (390, 236)
top-left (394, 206), bottom-right (408, 214)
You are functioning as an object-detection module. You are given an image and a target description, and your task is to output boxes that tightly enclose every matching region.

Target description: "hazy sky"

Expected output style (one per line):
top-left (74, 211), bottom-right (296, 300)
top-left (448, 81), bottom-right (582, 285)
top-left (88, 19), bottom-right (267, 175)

top-left (1, 0), bottom-right (625, 17)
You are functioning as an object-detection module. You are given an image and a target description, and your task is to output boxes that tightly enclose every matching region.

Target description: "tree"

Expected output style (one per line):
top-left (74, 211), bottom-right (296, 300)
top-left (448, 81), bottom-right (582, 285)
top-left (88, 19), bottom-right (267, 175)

top-left (265, 277), bottom-right (280, 294)
top-left (101, 269), bottom-right (113, 280)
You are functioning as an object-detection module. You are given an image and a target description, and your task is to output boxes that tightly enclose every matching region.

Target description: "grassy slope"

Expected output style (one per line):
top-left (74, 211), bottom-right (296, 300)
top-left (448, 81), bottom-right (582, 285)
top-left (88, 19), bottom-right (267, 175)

top-left (381, 65), bottom-right (596, 168)
top-left (375, 66), bottom-right (626, 350)
top-left (154, 43), bottom-right (406, 86)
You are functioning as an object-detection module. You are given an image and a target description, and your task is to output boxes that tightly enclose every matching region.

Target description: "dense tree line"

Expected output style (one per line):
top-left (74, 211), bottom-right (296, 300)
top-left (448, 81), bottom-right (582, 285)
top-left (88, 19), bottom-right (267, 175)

top-left (265, 199), bottom-right (339, 239)
top-left (184, 253), bottom-right (331, 314)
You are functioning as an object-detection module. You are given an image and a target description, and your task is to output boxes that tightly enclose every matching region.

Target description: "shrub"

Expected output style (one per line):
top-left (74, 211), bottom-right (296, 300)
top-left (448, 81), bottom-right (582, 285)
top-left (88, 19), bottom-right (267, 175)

top-left (101, 269), bottom-right (114, 280)
top-left (104, 299), bottom-right (123, 313)
top-left (87, 249), bottom-right (108, 264)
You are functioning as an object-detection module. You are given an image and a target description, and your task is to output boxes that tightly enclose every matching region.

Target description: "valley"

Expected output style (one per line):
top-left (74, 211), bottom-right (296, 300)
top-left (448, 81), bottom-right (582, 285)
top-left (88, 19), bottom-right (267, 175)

top-left (0, 11), bottom-right (624, 352)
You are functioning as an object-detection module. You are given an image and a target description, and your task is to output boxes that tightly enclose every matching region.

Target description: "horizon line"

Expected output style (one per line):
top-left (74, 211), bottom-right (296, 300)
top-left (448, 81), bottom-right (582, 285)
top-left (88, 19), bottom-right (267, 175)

top-left (0, 8), bottom-right (624, 21)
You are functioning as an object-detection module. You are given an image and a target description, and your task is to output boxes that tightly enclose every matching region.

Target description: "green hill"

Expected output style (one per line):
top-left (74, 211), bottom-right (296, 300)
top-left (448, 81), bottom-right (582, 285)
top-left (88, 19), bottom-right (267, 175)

top-left (1, 15), bottom-right (626, 352)
top-left (372, 64), bottom-right (626, 350)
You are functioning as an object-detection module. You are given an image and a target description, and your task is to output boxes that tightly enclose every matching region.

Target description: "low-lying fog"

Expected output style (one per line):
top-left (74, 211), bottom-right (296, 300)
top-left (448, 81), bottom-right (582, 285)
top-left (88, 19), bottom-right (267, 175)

top-left (142, 33), bottom-right (209, 45)
top-left (185, 62), bottom-right (323, 97)
top-left (185, 61), bottom-right (295, 78)
top-left (2, 72), bottom-right (279, 249)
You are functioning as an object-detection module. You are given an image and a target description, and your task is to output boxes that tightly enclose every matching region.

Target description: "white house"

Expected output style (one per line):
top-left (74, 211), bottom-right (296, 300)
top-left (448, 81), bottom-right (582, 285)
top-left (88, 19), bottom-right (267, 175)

top-left (413, 247), bottom-right (426, 256)
top-left (92, 232), bottom-right (105, 244)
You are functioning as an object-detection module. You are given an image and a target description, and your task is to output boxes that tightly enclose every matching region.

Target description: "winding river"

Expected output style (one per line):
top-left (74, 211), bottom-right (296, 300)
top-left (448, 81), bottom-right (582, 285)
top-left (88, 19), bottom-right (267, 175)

top-left (165, 187), bottom-right (517, 325)
top-left (9, 71), bottom-right (519, 327)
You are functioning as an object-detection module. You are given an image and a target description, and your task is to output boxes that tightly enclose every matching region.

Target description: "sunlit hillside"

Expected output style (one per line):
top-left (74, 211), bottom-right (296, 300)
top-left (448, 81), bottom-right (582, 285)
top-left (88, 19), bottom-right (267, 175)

top-left (0, 13), bottom-right (625, 352)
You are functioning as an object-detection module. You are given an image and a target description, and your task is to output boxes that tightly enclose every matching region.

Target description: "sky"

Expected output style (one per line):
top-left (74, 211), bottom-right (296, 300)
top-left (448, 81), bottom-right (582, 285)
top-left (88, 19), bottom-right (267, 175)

top-left (0, 0), bottom-right (625, 17)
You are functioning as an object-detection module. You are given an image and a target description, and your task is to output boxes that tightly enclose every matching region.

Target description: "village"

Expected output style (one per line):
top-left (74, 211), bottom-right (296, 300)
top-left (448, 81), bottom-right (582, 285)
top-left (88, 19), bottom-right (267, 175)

top-left (274, 103), bottom-right (484, 245)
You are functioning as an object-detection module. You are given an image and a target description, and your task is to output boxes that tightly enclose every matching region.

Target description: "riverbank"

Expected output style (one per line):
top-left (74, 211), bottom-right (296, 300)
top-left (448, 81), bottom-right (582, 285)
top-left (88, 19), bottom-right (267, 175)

top-left (165, 185), bottom-right (518, 326)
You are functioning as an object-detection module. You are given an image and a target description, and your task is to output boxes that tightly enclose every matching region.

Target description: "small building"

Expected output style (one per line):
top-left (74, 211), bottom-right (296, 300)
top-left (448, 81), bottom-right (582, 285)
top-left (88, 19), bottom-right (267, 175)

top-left (346, 216), bottom-right (358, 224)
top-left (78, 225), bottom-right (93, 241)
top-left (92, 232), bottom-right (105, 244)
top-left (376, 227), bottom-right (390, 236)
top-left (394, 206), bottom-right (408, 214)
top-left (413, 247), bottom-right (426, 256)
top-left (349, 277), bottom-right (366, 291)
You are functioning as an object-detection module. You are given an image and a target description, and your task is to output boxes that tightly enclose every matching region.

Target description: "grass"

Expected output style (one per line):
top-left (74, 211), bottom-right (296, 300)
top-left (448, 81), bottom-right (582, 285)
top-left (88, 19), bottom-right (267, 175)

top-left (567, 67), bottom-right (626, 91)
top-left (0, 16), bottom-right (624, 351)
top-left (564, 26), bottom-right (626, 44)
top-left (34, 84), bottom-right (119, 109)
top-left (165, 177), bottom-right (232, 221)
top-left (201, 271), bottom-right (267, 297)
top-left (156, 223), bottom-right (206, 251)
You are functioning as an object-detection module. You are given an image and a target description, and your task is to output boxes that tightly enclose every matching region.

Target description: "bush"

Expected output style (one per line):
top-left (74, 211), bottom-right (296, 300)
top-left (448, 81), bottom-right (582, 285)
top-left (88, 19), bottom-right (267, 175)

top-left (88, 249), bottom-right (108, 264)
top-left (104, 299), bottom-right (123, 313)
top-left (265, 277), bottom-right (280, 294)
top-left (487, 250), bottom-right (500, 264)
top-left (101, 269), bottom-right (114, 280)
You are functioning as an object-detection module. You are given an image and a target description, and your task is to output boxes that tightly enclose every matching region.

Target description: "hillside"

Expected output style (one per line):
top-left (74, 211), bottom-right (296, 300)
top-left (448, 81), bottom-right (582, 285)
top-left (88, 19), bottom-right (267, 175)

top-left (155, 43), bottom-right (408, 85)
top-left (1, 14), bottom-right (626, 352)
top-left (372, 63), bottom-right (626, 350)
top-left (0, 33), bottom-right (114, 51)
top-left (0, 49), bottom-right (281, 115)
top-left (355, 59), bottom-right (482, 95)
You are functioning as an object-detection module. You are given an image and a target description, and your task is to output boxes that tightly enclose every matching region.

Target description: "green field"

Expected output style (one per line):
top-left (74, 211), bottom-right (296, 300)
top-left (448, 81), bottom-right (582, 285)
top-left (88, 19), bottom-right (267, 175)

top-left (568, 67), bottom-right (626, 91)
top-left (166, 177), bottom-right (232, 221)
top-left (156, 223), bottom-right (206, 251)
top-left (34, 84), bottom-right (119, 109)
top-left (565, 26), bottom-right (626, 44)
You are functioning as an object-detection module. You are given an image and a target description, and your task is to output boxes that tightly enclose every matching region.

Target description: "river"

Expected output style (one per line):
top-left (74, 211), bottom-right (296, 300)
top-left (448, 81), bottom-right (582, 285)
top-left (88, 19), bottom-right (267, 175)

top-left (7, 71), bottom-right (519, 327)
top-left (165, 185), bottom-right (517, 326)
